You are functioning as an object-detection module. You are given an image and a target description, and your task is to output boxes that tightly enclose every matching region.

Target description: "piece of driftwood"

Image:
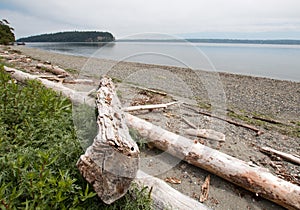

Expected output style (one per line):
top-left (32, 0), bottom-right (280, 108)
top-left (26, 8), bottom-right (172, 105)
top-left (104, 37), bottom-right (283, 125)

top-left (200, 175), bottom-right (210, 203)
top-left (122, 101), bottom-right (178, 112)
top-left (132, 85), bottom-right (168, 96)
top-left (62, 78), bottom-right (95, 84)
top-left (183, 103), bottom-right (264, 135)
top-left (76, 76), bottom-right (140, 204)
top-left (125, 114), bottom-right (300, 210)
top-left (181, 117), bottom-right (197, 129)
top-left (260, 146), bottom-right (300, 165)
top-left (36, 63), bottom-right (69, 77)
top-left (135, 170), bottom-right (210, 210)
top-left (4, 66), bottom-right (209, 209)
top-left (185, 128), bottom-right (225, 142)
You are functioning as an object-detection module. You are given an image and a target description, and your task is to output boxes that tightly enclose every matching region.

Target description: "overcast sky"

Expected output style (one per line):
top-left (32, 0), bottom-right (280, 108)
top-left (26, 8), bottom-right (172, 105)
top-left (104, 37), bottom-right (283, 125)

top-left (1, 0), bottom-right (300, 39)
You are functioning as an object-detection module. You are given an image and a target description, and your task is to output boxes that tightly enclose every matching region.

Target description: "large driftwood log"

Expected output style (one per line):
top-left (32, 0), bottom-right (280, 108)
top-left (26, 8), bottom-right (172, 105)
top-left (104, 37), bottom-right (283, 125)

top-left (4, 66), bottom-right (209, 209)
top-left (125, 114), bottom-right (300, 210)
top-left (76, 76), bottom-right (140, 204)
top-left (136, 171), bottom-right (210, 210)
top-left (36, 63), bottom-right (70, 77)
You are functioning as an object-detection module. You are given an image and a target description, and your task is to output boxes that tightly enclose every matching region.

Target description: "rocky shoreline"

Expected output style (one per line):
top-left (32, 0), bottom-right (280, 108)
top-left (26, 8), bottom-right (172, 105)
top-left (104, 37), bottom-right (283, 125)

top-left (1, 45), bottom-right (299, 209)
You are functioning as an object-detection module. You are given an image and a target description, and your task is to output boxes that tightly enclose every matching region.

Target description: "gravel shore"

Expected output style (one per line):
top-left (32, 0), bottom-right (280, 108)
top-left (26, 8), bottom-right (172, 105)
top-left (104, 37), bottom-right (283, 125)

top-left (2, 45), bottom-right (300, 210)
top-left (12, 45), bottom-right (300, 123)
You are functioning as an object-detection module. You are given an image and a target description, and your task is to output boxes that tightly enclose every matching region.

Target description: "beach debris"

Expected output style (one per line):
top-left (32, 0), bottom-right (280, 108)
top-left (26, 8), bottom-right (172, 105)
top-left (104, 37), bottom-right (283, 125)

top-left (182, 103), bottom-right (264, 135)
top-left (200, 175), bottom-right (210, 203)
top-left (76, 76), bottom-right (140, 204)
top-left (185, 128), bottom-right (225, 142)
top-left (260, 146), bottom-right (300, 165)
top-left (123, 101), bottom-right (178, 112)
top-left (165, 177), bottom-right (182, 184)
top-left (125, 113), bottom-right (300, 209)
top-left (36, 63), bottom-right (69, 77)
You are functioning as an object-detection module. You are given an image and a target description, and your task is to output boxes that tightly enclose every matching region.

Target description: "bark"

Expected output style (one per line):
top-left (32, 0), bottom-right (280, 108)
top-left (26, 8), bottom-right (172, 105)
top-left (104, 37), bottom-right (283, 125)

top-left (76, 76), bottom-right (140, 204)
top-left (125, 114), bottom-right (300, 210)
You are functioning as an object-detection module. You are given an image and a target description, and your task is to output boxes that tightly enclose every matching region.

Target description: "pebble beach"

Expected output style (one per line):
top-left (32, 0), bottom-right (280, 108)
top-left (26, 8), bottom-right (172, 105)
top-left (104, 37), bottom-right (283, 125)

top-left (1, 45), bottom-right (299, 209)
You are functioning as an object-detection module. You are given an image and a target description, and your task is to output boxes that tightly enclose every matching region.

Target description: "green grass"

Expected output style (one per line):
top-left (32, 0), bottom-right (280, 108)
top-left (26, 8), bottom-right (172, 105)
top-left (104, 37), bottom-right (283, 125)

top-left (0, 66), bottom-right (152, 209)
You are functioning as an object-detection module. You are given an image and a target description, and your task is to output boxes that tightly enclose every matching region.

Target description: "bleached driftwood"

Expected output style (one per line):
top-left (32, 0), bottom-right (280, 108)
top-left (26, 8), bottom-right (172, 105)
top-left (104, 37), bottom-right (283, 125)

top-left (185, 128), bottom-right (225, 142)
top-left (36, 63), bottom-right (69, 77)
top-left (123, 101), bottom-right (178, 112)
top-left (76, 76), bottom-right (140, 204)
top-left (133, 85), bottom-right (168, 96)
top-left (181, 117), bottom-right (197, 129)
top-left (183, 103), bottom-right (264, 135)
top-left (125, 114), bottom-right (300, 210)
top-left (260, 146), bottom-right (300, 165)
top-left (136, 171), bottom-right (210, 210)
top-left (4, 66), bottom-right (209, 209)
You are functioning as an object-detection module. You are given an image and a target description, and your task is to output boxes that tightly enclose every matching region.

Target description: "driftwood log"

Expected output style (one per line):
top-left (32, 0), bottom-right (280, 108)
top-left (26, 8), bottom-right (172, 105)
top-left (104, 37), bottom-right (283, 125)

top-left (260, 146), bottom-right (300, 165)
top-left (36, 63), bottom-right (69, 77)
top-left (76, 76), bottom-right (140, 204)
top-left (4, 66), bottom-right (209, 209)
top-left (125, 114), bottom-right (300, 210)
top-left (123, 102), bottom-right (178, 112)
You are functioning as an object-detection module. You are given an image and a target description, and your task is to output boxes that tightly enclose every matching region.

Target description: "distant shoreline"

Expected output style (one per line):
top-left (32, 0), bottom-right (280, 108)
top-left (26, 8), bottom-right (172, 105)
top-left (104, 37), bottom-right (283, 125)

top-left (116, 39), bottom-right (300, 45)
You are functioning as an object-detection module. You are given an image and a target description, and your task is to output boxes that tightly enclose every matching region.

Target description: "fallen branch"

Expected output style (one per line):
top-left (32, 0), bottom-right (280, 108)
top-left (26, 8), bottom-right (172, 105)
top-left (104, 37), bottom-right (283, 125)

top-left (125, 114), bottom-right (300, 210)
top-left (183, 103), bottom-right (263, 135)
top-left (181, 117), bottom-right (197, 129)
top-left (123, 101), bottom-right (178, 112)
top-left (132, 85), bottom-right (168, 96)
top-left (260, 146), bottom-right (300, 165)
top-left (185, 129), bottom-right (225, 142)
top-left (4, 66), bottom-right (209, 210)
top-left (36, 63), bottom-right (69, 77)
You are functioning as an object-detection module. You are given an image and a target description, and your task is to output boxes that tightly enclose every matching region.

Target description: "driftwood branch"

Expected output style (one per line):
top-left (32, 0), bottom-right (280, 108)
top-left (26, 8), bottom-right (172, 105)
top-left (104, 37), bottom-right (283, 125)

top-left (185, 129), bottom-right (225, 142)
top-left (181, 117), bottom-right (197, 129)
top-left (183, 103), bottom-right (263, 135)
top-left (132, 85), bottom-right (168, 96)
top-left (4, 66), bottom-right (209, 210)
top-left (260, 146), bottom-right (300, 165)
top-left (36, 63), bottom-right (69, 77)
top-left (123, 102), bottom-right (178, 112)
top-left (125, 114), bottom-right (300, 210)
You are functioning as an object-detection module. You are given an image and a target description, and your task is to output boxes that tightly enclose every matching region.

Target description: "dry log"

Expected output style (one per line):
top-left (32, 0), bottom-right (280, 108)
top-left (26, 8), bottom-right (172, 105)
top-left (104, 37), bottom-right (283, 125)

top-left (135, 170), bottom-right (210, 210)
top-left (260, 146), bottom-right (300, 165)
top-left (181, 117), bottom-right (197, 129)
top-left (36, 63), bottom-right (69, 77)
top-left (4, 66), bottom-right (209, 209)
top-left (122, 101), bottom-right (178, 112)
top-left (185, 128), bottom-right (225, 142)
top-left (183, 103), bottom-right (263, 135)
top-left (76, 76), bottom-right (140, 204)
top-left (125, 114), bottom-right (300, 210)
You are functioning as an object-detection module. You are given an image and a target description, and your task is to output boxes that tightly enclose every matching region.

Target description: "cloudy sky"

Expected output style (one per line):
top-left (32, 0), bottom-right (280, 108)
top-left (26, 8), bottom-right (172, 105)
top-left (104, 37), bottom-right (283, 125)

top-left (1, 0), bottom-right (300, 39)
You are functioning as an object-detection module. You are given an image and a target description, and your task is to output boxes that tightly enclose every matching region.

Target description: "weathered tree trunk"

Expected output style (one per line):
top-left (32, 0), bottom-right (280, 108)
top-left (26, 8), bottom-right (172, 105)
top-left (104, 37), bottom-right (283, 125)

top-left (4, 66), bottom-right (210, 209)
top-left (36, 63), bottom-right (69, 77)
top-left (76, 76), bottom-right (140, 204)
top-left (125, 114), bottom-right (300, 210)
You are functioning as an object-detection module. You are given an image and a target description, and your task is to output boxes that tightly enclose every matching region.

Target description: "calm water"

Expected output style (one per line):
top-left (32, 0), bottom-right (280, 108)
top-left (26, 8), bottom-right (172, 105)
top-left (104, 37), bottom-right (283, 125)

top-left (26, 42), bottom-right (300, 81)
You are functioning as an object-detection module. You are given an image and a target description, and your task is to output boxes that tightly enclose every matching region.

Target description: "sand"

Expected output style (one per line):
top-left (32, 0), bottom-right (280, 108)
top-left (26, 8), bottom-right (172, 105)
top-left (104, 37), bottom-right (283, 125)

top-left (1, 45), bottom-right (299, 209)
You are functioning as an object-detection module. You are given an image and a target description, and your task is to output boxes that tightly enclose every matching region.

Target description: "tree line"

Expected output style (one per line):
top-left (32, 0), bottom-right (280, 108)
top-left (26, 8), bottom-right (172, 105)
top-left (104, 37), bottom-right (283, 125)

top-left (17, 31), bottom-right (115, 42)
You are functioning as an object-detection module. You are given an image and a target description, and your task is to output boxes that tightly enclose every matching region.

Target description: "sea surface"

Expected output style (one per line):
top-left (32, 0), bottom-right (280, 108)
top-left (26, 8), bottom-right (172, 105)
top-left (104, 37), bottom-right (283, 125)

top-left (26, 42), bottom-right (300, 82)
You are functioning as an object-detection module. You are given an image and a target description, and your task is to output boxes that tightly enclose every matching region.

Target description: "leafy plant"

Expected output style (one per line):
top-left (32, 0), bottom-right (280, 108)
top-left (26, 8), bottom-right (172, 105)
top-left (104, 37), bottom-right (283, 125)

top-left (0, 19), bottom-right (15, 45)
top-left (0, 66), bottom-right (152, 209)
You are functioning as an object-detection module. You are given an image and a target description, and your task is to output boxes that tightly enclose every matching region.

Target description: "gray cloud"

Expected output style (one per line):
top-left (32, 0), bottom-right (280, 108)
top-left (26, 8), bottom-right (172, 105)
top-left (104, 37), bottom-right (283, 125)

top-left (2, 0), bottom-right (300, 38)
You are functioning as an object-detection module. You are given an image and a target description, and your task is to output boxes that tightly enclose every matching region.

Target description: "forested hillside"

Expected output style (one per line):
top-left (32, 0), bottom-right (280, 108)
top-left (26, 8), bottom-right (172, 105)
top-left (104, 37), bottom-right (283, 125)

top-left (17, 31), bottom-right (114, 42)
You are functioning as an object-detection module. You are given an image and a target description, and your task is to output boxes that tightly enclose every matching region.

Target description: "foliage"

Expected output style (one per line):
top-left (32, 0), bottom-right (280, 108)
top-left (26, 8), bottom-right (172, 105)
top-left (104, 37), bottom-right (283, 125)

top-left (0, 66), bottom-right (152, 209)
top-left (0, 19), bottom-right (15, 45)
top-left (17, 31), bottom-right (115, 43)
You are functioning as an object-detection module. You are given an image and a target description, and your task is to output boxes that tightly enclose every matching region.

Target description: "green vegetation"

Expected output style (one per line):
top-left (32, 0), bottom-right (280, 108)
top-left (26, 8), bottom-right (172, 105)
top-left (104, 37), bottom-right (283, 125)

top-left (0, 19), bottom-right (15, 45)
top-left (0, 66), bottom-right (152, 209)
top-left (17, 31), bottom-right (115, 43)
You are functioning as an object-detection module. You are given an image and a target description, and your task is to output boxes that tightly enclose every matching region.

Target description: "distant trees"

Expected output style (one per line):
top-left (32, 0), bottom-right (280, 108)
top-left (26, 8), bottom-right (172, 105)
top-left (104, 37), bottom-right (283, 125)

top-left (17, 31), bottom-right (115, 43)
top-left (0, 19), bottom-right (15, 45)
